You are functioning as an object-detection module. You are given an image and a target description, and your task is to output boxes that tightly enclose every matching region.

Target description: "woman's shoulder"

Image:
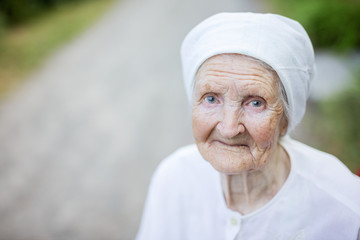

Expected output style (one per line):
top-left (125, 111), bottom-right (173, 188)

top-left (282, 136), bottom-right (360, 215)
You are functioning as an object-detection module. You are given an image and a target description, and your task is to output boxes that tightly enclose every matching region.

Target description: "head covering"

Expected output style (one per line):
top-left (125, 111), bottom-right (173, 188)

top-left (181, 12), bottom-right (315, 133)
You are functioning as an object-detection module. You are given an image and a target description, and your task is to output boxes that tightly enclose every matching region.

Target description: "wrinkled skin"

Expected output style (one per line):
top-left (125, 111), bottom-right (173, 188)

top-left (192, 54), bottom-right (287, 175)
top-left (192, 54), bottom-right (290, 214)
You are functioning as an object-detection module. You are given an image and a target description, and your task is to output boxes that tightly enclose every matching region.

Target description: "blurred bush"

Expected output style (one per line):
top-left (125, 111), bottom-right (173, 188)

top-left (270, 0), bottom-right (360, 51)
top-left (0, 0), bottom-right (92, 26)
top-left (0, 12), bottom-right (5, 39)
top-left (316, 71), bottom-right (360, 171)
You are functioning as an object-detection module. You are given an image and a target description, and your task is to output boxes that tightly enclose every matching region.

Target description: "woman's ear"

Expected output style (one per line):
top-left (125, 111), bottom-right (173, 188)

top-left (279, 114), bottom-right (288, 136)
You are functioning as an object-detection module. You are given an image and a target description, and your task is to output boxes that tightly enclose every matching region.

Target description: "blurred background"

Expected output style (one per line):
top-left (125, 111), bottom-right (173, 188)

top-left (0, 0), bottom-right (359, 239)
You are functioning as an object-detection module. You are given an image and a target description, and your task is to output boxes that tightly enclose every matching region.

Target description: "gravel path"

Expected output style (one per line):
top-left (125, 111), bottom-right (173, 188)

top-left (0, 0), bottom-right (263, 239)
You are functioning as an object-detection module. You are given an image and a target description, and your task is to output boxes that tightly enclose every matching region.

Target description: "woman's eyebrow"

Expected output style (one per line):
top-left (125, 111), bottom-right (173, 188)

top-left (198, 82), bottom-right (225, 92)
top-left (243, 94), bottom-right (263, 99)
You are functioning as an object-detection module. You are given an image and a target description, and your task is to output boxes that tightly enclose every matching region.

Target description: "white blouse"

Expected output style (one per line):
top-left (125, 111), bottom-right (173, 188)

top-left (136, 137), bottom-right (360, 240)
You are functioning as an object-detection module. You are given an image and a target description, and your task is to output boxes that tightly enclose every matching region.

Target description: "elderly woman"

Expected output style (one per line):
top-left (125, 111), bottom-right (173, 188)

top-left (137, 13), bottom-right (360, 239)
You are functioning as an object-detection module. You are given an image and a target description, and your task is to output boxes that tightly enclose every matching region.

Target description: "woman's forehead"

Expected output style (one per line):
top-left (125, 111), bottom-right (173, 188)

top-left (195, 54), bottom-right (278, 92)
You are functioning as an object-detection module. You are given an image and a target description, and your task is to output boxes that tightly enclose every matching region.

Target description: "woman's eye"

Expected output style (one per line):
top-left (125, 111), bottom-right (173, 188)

top-left (205, 96), bottom-right (217, 104)
top-left (250, 100), bottom-right (263, 107)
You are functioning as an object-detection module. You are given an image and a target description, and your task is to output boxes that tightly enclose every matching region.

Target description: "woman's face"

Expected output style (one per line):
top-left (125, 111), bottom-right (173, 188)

top-left (192, 54), bottom-right (287, 174)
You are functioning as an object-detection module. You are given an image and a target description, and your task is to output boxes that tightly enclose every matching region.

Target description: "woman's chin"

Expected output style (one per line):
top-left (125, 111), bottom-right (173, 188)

top-left (197, 144), bottom-right (255, 173)
top-left (206, 156), bottom-right (256, 174)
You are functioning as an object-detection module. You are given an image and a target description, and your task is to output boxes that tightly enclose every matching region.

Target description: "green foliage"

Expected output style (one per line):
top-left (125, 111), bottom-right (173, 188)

top-left (0, 0), bottom-right (92, 26)
top-left (0, 12), bottom-right (5, 38)
top-left (317, 71), bottom-right (360, 171)
top-left (270, 0), bottom-right (360, 51)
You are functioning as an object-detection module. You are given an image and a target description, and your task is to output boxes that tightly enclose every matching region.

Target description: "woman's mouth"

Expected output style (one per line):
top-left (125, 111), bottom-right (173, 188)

top-left (213, 140), bottom-right (248, 148)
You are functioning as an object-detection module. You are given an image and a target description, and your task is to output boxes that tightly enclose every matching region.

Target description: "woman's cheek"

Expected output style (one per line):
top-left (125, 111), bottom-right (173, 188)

top-left (192, 106), bottom-right (219, 142)
top-left (245, 113), bottom-right (277, 145)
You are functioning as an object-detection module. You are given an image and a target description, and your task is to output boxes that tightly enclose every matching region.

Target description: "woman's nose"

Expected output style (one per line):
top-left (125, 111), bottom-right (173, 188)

top-left (216, 108), bottom-right (245, 138)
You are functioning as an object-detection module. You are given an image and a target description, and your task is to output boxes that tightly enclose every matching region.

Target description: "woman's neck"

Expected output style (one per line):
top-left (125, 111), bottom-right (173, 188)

top-left (221, 144), bottom-right (290, 215)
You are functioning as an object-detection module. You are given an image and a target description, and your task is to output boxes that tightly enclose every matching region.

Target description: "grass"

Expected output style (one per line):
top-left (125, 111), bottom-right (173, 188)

top-left (0, 0), bottom-right (115, 99)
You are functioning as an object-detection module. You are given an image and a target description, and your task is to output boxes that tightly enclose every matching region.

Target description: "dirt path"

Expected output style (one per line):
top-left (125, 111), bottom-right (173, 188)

top-left (0, 0), bottom-right (263, 239)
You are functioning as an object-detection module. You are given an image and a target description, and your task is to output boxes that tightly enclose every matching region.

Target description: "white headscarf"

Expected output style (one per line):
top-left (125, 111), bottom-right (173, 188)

top-left (181, 12), bottom-right (316, 133)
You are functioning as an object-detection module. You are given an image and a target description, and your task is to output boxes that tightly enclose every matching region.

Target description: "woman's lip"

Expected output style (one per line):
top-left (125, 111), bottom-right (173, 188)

top-left (214, 140), bottom-right (248, 147)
